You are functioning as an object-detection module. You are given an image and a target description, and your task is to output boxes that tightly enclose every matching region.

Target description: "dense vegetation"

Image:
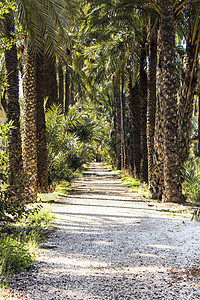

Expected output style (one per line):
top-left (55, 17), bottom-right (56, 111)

top-left (0, 0), bottom-right (199, 279)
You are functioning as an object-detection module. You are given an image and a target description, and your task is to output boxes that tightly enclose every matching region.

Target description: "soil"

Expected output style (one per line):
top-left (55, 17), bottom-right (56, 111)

top-left (1, 163), bottom-right (200, 299)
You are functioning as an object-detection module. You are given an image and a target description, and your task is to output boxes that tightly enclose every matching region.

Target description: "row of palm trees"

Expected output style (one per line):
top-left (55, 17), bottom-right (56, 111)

top-left (2, 0), bottom-right (80, 201)
top-left (1, 0), bottom-right (200, 204)
top-left (81, 0), bottom-right (200, 202)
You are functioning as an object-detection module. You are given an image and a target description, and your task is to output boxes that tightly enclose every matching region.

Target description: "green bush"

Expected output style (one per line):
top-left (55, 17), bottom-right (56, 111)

top-left (0, 234), bottom-right (34, 276)
top-left (182, 156), bottom-right (200, 203)
top-left (0, 204), bottom-right (55, 280)
top-left (46, 104), bottom-right (98, 184)
top-left (24, 204), bottom-right (55, 243)
top-left (121, 177), bottom-right (141, 187)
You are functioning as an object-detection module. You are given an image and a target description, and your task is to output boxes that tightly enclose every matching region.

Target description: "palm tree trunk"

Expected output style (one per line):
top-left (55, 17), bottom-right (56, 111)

top-left (178, 38), bottom-right (199, 164)
top-left (70, 83), bottom-right (75, 105)
top-left (160, 0), bottom-right (183, 203)
top-left (58, 60), bottom-right (64, 112)
top-left (120, 74), bottom-right (126, 169)
top-left (147, 33), bottom-right (157, 185)
top-left (23, 43), bottom-right (37, 202)
top-left (45, 55), bottom-right (58, 110)
top-left (128, 77), bottom-right (134, 173)
top-left (139, 40), bottom-right (148, 183)
top-left (36, 52), bottom-right (48, 192)
top-left (113, 80), bottom-right (121, 170)
top-left (4, 12), bottom-right (24, 198)
top-left (128, 78), bottom-right (141, 178)
top-left (65, 68), bottom-right (70, 114)
top-left (198, 90), bottom-right (200, 156)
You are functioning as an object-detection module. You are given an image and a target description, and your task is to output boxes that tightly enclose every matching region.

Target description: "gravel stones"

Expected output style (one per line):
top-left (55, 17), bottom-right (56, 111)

top-left (2, 163), bottom-right (200, 299)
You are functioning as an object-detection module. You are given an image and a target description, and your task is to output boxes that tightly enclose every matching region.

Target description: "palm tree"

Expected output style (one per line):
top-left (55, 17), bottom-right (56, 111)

top-left (45, 54), bottom-right (59, 110)
top-left (146, 14), bottom-right (157, 185)
top-left (128, 77), bottom-right (141, 178)
top-left (178, 1), bottom-right (200, 164)
top-left (18, 0), bottom-right (79, 198)
top-left (23, 43), bottom-right (38, 201)
top-left (36, 50), bottom-right (49, 192)
top-left (3, 12), bottom-right (24, 199)
top-left (139, 25), bottom-right (148, 183)
top-left (149, 0), bottom-right (199, 200)
top-left (160, 0), bottom-right (183, 202)
top-left (58, 59), bottom-right (64, 111)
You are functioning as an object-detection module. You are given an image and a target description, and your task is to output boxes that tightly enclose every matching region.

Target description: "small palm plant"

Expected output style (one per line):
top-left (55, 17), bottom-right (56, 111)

top-left (182, 156), bottom-right (200, 203)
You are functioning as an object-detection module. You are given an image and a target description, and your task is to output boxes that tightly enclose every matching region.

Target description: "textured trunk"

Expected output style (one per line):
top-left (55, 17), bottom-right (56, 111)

top-left (128, 78), bottom-right (134, 173)
top-left (58, 60), bottom-right (64, 112)
top-left (36, 53), bottom-right (48, 192)
top-left (147, 33), bottom-right (157, 186)
top-left (198, 92), bottom-right (200, 156)
top-left (150, 28), bottom-right (164, 200)
top-left (70, 84), bottom-right (75, 106)
top-left (178, 39), bottom-right (199, 163)
top-left (45, 55), bottom-right (58, 110)
top-left (65, 68), bottom-right (70, 114)
top-left (128, 79), bottom-right (141, 178)
top-left (160, 0), bottom-right (183, 203)
top-left (4, 13), bottom-right (24, 198)
top-left (139, 40), bottom-right (148, 183)
top-left (23, 44), bottom-right (37, 202)
top-left (120, 74), bottom-right (126, 169)
top-left (113, 81), bottom-right (121, 170)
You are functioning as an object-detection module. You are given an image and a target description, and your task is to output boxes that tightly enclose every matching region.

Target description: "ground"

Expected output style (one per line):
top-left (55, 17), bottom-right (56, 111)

top-left (1, 163), bottom-right (200, 299)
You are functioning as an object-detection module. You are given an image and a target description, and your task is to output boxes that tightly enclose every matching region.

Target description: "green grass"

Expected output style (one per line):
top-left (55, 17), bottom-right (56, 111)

top-left (121, 177), bottom-right (141, 187)
top-left (0, 204), bottom-right (55, 283)
top-left (38, 181), bottom-right (73, 203)
top-left (120, 176), bottom-right (151, 198)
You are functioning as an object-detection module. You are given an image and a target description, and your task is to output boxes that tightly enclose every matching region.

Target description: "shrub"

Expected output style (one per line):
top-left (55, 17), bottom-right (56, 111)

top-left (0, 234), bottom-right (34, 276)
top-left (0, 204), bottom-right (55, 280)
top-left (182, 156), bottom-right (200, 203)
top-left (46, 104), bottom-right (97, 184)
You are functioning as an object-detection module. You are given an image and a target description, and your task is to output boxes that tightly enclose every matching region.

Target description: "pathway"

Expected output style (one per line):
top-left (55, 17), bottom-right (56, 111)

top-left (4, 163), bottom-right (200, 299)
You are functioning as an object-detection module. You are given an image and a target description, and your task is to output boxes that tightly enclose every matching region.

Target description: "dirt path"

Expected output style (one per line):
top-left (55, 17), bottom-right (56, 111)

top-left (3, 163), bottom-right (200, 299)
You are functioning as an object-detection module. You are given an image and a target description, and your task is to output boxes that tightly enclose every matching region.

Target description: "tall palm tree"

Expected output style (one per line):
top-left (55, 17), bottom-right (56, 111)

top-left (23, 42), bottom-right (38, 201)
top-left (45, 54), bottom-right (59, 110)
top-left (160, 0), bottom-right (183, 202)
top-left (36, 50), bottom-right (49, 192)
top-left (3, 11), bottom-right (24, 199)
top-left (18, 0), bottom-right (79, 198)
top-left (146, 14), bottom-right (157, 186)
top-left (178, 1), bottom-right (200, 164)
top-left (139, 25), bottom-right (148, 183)
top-left (58, 59), bottom-right (64, 111)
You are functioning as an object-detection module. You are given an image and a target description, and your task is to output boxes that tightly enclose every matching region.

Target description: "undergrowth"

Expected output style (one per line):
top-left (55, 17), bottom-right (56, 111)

top-left (0, 204), bottom-right (55, 284)
top-left (182, 156), bottom-right (200, 203)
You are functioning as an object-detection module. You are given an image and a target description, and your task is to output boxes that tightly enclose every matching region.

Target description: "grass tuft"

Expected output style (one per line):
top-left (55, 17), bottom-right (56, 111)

top-left (0, 204), bottom-right (55, 283)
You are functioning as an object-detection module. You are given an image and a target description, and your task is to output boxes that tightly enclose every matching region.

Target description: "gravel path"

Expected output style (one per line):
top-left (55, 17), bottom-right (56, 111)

top-left (2, 163), bottom-right (200, 299)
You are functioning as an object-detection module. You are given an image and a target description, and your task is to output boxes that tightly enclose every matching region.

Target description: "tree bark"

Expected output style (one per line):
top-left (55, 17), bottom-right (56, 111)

top-left (178, 38), bottom-right (199, 163)
top-left (113, 79), bottom-right (121, 170)
top-left (23, 43), bottom-right (37, 202)
top-left (45, 55), bottom-right (58, 110)
top-left (160, 0), bottom-right (183, 203)
top-left (58, 60), bottom-right (64, 112)
top-left (36, 52), bottom-right (48, 192)
top-left (128, 78), bottom-right (141, 178)
top-left (150, 28), bottom-right (165, 200)
top-left (120, 74), bottom-right (126, 169)
top-left (65, 68), bottom-right (70, 114)
top-left (147, 33), bottom-right (157, 186)
top-left (4, 12), bottom-right (24, 199)
top-left (198, 90), bottom-right (200, 156)
top-left (139, 39), bottom-right (148, 183)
